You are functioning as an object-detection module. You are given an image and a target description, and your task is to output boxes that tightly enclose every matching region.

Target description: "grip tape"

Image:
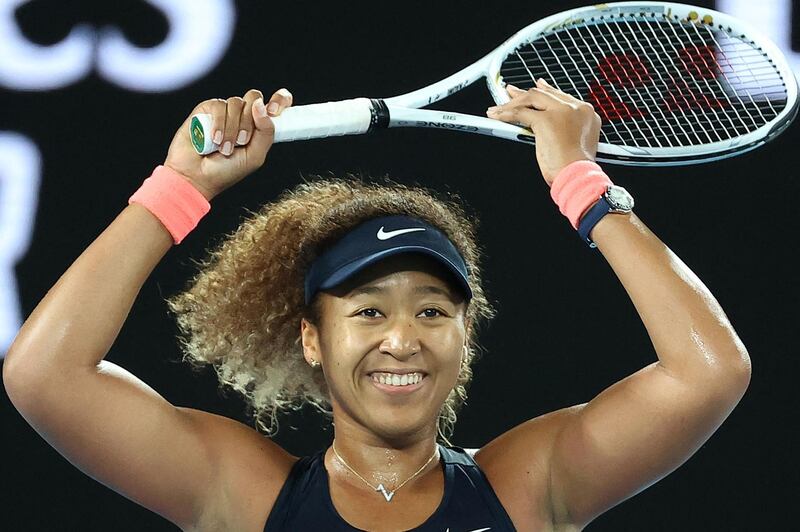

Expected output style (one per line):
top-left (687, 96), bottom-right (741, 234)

top-left (189, 98), bottom-right (376, 154)
top-left (272, 97), bottom-right (374, 143)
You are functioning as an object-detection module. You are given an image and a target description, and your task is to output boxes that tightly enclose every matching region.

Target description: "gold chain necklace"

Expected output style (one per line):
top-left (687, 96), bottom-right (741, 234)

top-left (331, 441), bottom-right (439, 502)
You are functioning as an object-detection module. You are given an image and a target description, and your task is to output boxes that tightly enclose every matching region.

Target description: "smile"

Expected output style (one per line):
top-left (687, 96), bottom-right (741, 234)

top-left (366, 374), bottom-right (428, 395)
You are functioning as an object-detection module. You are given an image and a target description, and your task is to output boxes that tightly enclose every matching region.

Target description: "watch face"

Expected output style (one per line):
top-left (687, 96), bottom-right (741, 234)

top-left (606, 185), bottom-right (634, 210)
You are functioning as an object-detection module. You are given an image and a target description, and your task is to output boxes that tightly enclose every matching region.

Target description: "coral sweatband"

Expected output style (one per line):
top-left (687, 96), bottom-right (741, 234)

top-left (128, 165), bottom-right (210, 244)
top-left (550, 160), bottom-right (613, 230)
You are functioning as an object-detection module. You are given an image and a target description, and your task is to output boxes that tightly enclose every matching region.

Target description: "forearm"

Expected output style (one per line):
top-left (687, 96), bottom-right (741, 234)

top-left (4, 204), bottom-right (173, 380)
top-left (589, 211), bottom-right (751, 385)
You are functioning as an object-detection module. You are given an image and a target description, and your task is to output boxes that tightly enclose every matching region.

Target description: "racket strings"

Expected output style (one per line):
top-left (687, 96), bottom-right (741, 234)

top-left (621, 17), bottom-right (738, 145)
top-left (499, 14), bottom-right (788, 148)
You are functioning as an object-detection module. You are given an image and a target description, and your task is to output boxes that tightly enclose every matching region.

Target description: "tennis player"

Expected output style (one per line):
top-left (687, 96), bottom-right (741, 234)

top-left (4, 84), bottom-right (751, 531)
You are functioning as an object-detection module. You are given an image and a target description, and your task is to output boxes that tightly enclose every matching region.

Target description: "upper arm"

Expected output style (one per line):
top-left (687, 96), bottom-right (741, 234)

top-left (473, 409), bottom-right (575, 528)
top-left (548, 361), bottom-right (749, 527)
top-left (4, 359), bottom-right (292, 530)
top-left (475, 361), bottom-right (748, 529)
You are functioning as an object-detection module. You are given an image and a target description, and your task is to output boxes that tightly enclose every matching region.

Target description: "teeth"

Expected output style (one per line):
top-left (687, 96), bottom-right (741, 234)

top-left (371, 372), bottom-right (423, 387)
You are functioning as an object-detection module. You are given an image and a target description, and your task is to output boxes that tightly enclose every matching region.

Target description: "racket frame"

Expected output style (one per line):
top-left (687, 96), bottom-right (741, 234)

top-left (484, 1), bottom-right (799, 164)
top-left (191, 1), bottom-right (798, 166)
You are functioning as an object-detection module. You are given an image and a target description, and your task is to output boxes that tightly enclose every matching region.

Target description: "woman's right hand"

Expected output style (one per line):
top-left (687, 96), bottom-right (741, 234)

top-left (164, 88), bottom-right (293, 201)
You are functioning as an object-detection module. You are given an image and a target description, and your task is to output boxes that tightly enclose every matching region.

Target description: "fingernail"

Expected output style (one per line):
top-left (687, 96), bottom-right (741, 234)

top-left (537, 78), bottom-right (550, 86)
top-left (221, 141), bottom-right (232, 155)
top-left (506, 84), bottom-right (522, 91)
top-left (236, 130), bottom-right (248, 145)
top-left (254, 98), bottom-right (267, 118)
top-left (487, 106), bottom-right (499, 115)
top-left (267, 102), bottom-right (279, 115)
top-left (213, 130), bottom-right (223, 144)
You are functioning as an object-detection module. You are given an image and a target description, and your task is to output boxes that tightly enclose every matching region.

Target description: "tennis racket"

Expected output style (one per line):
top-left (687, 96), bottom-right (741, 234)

top-left (190, 1), bottom-right (798, 166)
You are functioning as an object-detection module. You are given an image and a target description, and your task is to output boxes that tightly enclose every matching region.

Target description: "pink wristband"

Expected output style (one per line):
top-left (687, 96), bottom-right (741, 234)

top-left (128, 165), bottom-right (211, 244)
top-left (550, 160), bottom-right (613, 230)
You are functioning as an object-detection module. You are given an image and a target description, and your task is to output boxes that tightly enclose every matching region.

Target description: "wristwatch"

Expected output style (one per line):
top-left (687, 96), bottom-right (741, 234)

top-left (577, 184), bottom-right (634, 248)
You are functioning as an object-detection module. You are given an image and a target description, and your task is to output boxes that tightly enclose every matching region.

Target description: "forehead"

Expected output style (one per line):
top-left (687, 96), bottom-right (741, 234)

top-left (326, 253), bottom-right (463, 298)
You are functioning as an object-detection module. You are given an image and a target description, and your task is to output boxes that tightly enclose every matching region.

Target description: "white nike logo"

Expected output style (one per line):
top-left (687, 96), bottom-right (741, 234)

top-left (444, 528), bottom-right (490, 532)
top-left (376, 226), bottom-right (426, 240)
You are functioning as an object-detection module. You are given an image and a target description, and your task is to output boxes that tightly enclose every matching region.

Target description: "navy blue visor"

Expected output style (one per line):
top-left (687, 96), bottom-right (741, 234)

top-left (304, 215), bottom-right (472, 305)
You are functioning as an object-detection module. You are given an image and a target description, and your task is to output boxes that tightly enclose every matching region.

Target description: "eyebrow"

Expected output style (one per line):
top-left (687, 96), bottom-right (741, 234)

top-left (348, 285), bottom-right (454, 298)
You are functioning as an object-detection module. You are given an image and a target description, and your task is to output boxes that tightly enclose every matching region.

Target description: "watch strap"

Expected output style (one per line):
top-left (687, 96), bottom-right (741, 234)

top-left (577, 194), bottom-right (612, 248)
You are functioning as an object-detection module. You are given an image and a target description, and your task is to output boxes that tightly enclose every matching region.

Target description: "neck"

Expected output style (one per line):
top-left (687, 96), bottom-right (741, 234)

top-left (327, 416), bottom-right (440, 491)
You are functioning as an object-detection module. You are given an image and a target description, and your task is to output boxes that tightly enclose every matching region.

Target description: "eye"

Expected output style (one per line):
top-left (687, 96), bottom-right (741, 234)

top-left (418, 308), bottom-right (444, 318)
top-left (357, 308), bottom-right (383, 318)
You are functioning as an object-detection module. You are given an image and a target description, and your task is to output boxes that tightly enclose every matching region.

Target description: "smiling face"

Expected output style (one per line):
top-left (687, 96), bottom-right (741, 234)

top-left (301, 254), bottom-right (469, 443)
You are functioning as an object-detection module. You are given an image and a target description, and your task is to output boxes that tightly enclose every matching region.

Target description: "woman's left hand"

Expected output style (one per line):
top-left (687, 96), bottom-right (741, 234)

top-left (487, 79), bottom-right (601, 186)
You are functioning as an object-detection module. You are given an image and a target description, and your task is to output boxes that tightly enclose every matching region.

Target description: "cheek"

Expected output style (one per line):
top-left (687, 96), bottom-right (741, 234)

top-left (319, 330), bottom-right (366, 382)
top-left (435, 328), bottom-right (466, 364)
top-left (331, 330), bottom-right (368, 357)
top-left (431, 339), bottom-right (466, 385)
top-left (444, 349), bottom-right (465, 386)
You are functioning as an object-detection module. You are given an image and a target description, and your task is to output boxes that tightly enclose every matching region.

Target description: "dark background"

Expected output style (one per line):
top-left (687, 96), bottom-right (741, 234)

top-left (2, 1), bottom-right (797, 530)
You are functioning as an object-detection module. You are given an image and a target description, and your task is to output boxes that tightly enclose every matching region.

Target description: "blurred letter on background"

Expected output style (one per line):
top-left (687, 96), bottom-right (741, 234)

top-left (0, 133), bottom-right (41, 358)
top-left (0, 0), bottom-right (236, 92)
top-left (717, 0), bottom-right (800, 75)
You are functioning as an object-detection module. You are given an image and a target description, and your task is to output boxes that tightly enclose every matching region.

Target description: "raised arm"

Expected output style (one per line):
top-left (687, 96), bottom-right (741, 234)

top-left (484, 80), bottom-right (751, 528)
top-left (3, 89), bottom-right (294, 530)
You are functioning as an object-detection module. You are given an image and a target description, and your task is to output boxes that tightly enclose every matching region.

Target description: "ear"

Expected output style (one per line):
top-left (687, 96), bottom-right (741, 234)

top-left (300, 318), bottom-right (321, 366)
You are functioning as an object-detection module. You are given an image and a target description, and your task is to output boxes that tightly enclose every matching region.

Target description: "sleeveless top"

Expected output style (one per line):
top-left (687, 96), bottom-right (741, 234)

top-left (263, 444), bottom-right (517, 531)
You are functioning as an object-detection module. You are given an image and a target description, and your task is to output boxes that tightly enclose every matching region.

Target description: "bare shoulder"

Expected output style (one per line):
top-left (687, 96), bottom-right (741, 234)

top-left (178, 407), bottom-right (298, 532)
top-left (472, 405), bottom-right (585, 530)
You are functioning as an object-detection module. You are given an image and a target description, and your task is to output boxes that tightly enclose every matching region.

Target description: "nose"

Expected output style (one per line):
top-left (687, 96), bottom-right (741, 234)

top-left (379, 317), bottom-right (421, 360)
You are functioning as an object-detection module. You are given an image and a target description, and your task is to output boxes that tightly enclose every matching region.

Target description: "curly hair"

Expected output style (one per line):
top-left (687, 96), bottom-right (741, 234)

top-left (166, 176), bottom-right (495, 445)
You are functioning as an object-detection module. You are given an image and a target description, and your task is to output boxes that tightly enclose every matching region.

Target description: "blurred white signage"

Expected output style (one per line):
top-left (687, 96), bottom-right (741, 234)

top-left (0, 133), bottom-right (41, 356)
top-left (0, 0), bottom-right (236, 357)
top-left (0, 0), bottom-right (236, 92)
top-left (717, 0), bottom-right (800, 75)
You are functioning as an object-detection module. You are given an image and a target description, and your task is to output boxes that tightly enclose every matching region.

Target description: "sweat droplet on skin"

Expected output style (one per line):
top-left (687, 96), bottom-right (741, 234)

top-left (372, 471), bottom-right (399, 485)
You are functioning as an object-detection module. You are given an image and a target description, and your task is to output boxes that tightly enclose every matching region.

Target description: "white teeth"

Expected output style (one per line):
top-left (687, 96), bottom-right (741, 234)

top-left (371, 372), bottom-right (424, 387)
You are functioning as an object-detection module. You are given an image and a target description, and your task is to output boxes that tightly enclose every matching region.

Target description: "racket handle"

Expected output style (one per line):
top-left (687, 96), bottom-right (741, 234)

top-left (190, 98), bottom-right (378, 154)
top-left (272, 98), bottom-right (376, 143)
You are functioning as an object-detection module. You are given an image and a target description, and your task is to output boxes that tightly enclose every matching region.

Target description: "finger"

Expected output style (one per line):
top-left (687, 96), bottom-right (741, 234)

top-left (505, 84), bottom-right (528, 99)
top-left (535, 78), bottom-right (580, 104)
top-left (237, 89), bottom-right (264, 146)
top-left (266, 87), bottom-right (293, 117)
top-left (485, 104), bottom-right (541, 130)
top-left (252, 97), bottom-right (273, 133)
top-left (488, 87), bottom-right (558, 116)
top-left (192, 98), bottom-right (227, 147)
top-left (252, 87), bottom-right (293, 132)
top-left (505, 81), bottom-right (570, 104)
top-left (219, 97), bottom-right (245, 156)
top-left (249, 88), bottom-right (293, 157)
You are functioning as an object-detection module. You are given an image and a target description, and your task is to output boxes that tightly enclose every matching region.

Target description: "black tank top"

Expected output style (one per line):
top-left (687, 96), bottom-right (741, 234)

top-left (263, 444), bottom-right (517, 531)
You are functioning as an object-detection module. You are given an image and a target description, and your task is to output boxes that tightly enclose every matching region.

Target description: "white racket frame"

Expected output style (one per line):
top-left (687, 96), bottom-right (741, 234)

top-left (192, 2), bottom-right (798, 166)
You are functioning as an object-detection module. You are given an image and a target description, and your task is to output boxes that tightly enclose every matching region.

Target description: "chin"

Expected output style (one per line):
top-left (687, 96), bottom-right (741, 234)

top-left (367, 412), bottom-right (436, 441)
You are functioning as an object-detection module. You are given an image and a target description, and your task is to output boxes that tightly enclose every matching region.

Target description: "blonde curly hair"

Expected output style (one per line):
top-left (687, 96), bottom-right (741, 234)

top-left (167, 177), bottom-right (495, 445)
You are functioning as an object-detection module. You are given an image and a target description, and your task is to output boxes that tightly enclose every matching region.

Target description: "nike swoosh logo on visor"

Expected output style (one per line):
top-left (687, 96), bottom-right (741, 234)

top-left (444, 528), bottom-right (491, 532)
top-left (376, 226), bottom-right (426, 240)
